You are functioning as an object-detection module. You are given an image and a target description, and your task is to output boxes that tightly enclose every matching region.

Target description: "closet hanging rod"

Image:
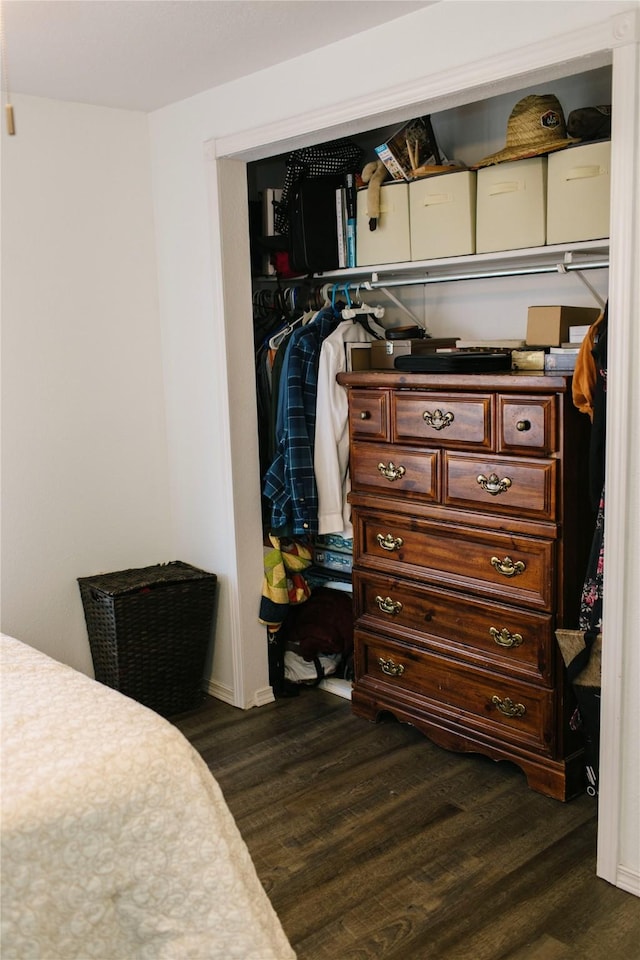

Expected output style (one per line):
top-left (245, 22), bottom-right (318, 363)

top-left (354, 259), bottom-right (609, 291)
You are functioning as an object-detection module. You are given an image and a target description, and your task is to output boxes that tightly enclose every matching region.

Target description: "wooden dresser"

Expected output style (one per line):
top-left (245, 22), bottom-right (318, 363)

top-left (337, 370), bottom-right (593, 800)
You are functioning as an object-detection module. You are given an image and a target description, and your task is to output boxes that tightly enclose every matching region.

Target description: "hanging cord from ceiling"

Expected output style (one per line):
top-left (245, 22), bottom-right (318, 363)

top-left (0, 0), bottom-right (15, 135)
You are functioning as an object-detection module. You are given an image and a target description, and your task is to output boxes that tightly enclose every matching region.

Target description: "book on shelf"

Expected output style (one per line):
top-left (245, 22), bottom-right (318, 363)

top-left (335, 187), bottom-right (347, 269)
top-left (549, 345), bottom-right (580, 354)
top-left (262, 187), bottom-right (282, 275)
top-left (375, 116), bottom-right (442, 181)
top-left (544, 352), bottom-right (578, 371)
top-left (511, 349), bottom-right (547, 370)
top-left (344, 172), bottom-right (357, 267)
top-left (569, 324), bottom-right (592, 342)
top-left (455, 338), bottom-right (526, 350)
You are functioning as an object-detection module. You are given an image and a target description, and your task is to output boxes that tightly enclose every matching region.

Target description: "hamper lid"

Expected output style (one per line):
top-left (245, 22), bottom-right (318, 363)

top-left (77, 561), bottom-right (216, 597)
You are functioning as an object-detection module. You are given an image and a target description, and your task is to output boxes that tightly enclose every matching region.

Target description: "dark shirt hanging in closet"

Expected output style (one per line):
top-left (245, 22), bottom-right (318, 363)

top-left (263, 306), bottom-right (341, 537)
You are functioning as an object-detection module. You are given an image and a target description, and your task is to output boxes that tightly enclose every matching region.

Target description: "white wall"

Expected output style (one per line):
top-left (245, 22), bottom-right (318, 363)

top-left (1, 95), bottom-right (173, 674)
top-left (148, 0), bottom-right (639, 892)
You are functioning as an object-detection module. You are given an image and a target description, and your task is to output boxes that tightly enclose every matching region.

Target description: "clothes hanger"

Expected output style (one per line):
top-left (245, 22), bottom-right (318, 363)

top-left (268, 313), bottom-right (307, 349)
top-left (267, 282), bottom-right (314, 349)
top-left (329, 282), bottom-right (343, 315)
top-left (341, 282), bottom-right (385, 320)
top-left (294, 282), bottom-right (317, 324)
top-left (340, 284), bottom-right (354, 319)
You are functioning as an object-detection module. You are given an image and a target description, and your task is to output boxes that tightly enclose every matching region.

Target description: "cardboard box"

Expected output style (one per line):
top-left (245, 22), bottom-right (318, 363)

top-left (547, 141), bottom-right (611, 244)
top-left (356, 182), bottom-right (411, 266)
top-left (410, 170), bottom-right (476, 260)
top-left (346, 343), bottom-right (372, 371)
top-left (526, 305), bottom-right (600, 347)
top-left (476, 157), bottom-right (547, 253)
top-left (370, 340), bottom-right (414, 369)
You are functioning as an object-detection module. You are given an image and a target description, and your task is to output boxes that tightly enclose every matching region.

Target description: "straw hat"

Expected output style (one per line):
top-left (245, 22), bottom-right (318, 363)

top-left (474, 94), bottom-right (578, 168)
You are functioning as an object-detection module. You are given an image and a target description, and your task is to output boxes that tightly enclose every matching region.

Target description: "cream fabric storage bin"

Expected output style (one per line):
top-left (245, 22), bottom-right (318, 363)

top-left (356, 181), bottom-right (410, 266)
top-left (476, 157), bottom-right (547, 253)
top-left (546, 141), bottom-right (610, 244)
top-left (410, 170), bottom-right (476, 260)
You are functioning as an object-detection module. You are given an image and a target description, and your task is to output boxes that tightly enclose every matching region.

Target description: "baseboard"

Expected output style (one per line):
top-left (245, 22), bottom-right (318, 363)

top-left (318, 677), bottom-right (353, 701)
top-left (203, 677), bottom-right (236, 705)
top-left (250, 685), bottom-right (276, 707)
top-left (204, 677), bottom-right (274, 709)
top-left (615, 865), bottom-right (640, 898)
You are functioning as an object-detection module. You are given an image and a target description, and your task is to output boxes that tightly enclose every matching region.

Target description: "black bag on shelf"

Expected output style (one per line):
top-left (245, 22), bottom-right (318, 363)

top-left (288, 174), bottom-right (343, 274)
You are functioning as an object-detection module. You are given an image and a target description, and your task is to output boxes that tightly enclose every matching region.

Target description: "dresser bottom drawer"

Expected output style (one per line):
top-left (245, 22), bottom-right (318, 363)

top-left (355, 630), bottom-right (555, 756)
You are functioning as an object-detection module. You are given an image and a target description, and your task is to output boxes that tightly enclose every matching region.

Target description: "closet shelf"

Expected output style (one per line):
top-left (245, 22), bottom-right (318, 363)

top-left (312, 239), bottom-right (609, 289)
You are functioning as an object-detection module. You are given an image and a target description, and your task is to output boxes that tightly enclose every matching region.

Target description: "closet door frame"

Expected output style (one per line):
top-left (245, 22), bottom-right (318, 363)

top-left (209, 9), bottom-right (640, 892)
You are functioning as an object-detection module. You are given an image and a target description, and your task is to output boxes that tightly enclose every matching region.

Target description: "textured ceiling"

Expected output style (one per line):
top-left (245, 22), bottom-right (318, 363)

top-left (1, 1), bottom-right (435, 112)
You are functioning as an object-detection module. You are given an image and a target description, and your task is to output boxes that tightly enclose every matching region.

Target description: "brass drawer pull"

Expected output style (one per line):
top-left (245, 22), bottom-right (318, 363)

top-left (378, 657), bottom-right (405, 677)
top-left (477, 472), bottom-right (512, 496)
top-left (375, 595), bottom-right (403, 615)
top-left (516, 419), bottom-right (531, 432)
top-left (423, 408), bottom-right (454, 431)
top-left (376, 533), bottom-right (404, 552)
top-left (489, 626), bottom-right (523, 649)
top-left (491, 695), bottom-right (526, 718)
top-left (359, 411), bottom-right (371, 420)
top-left (491, 556), bottom-right (525, 578)
top-left (377, 461), bottom-right (406, 481)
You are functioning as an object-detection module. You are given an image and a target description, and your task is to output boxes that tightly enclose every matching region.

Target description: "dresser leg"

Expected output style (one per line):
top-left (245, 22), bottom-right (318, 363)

top-left (519, 750), bottom-right (586, 802)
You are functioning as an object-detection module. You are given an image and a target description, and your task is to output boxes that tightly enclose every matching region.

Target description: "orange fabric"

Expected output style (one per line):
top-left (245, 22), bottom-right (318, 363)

top-left (572, 311), bottom-right (604, 422)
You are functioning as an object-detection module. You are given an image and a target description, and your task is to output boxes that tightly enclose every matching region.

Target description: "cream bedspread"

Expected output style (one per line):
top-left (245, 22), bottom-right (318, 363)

top-left (0, 634), bottom-right (295, 960)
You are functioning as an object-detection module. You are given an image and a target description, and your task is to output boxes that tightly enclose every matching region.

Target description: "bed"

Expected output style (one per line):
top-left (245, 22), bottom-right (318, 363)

top-left (0, 633), bottom-right (296, 960)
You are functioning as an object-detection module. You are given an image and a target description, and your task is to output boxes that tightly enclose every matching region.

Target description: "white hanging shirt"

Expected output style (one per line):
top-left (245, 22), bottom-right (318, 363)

top-left (314, 317), bottom-right (385, 536)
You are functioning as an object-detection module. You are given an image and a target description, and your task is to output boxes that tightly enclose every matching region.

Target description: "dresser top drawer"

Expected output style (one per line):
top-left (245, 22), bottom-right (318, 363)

top-left (393, 392), bottom-right (492, 449)
top-left (348, 389), bottom-right (390, 441)
top-left (498, 394), bottom-right (557, 454)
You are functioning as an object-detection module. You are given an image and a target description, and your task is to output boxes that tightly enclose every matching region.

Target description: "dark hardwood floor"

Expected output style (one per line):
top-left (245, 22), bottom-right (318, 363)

top-left (173, 689), bottom-right (640, 960)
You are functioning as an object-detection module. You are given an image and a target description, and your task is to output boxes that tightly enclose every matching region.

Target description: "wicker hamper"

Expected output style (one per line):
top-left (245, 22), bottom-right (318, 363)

top-left (78, 561), bottom-right (217, 717)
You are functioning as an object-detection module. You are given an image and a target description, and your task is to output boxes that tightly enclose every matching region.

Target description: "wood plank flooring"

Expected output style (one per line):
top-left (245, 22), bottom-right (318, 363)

top-left (173, 690), bottom-right (640, 960)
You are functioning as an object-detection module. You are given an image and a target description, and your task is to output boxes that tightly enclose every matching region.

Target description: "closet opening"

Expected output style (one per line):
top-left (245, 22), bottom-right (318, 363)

top-left (209, 33), bottom-right (637, 885)
top-left (244, 65), bottom-right (610, 713)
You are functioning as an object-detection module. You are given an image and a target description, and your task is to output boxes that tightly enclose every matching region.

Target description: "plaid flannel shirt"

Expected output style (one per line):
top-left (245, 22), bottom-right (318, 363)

top-left (263, 308), bottom-right (340, 536)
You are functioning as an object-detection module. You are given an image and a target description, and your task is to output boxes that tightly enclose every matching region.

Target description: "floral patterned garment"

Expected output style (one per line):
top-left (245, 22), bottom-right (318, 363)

top-left (579, 486), bottom-right (605, 633)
